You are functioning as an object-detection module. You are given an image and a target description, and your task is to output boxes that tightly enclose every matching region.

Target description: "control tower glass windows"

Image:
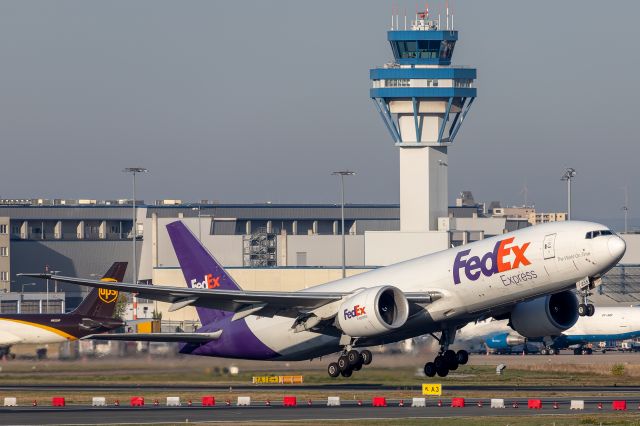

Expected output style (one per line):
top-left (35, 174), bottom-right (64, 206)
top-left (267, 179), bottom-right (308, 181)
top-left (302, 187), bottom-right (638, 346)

top-left (386, 79), bottom-right (410, 88)
top-left (439, 40), bottom-right (455, 60)
top-left (454, 79), bottom-right (472, 88)
top-left (392, 40), bottom-right (456, 60)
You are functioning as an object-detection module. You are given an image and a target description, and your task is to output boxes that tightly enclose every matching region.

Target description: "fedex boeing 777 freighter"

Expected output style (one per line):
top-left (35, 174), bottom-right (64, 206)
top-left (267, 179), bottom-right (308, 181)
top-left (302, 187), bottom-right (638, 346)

top-left (22, 220), bottom-right (626, 378)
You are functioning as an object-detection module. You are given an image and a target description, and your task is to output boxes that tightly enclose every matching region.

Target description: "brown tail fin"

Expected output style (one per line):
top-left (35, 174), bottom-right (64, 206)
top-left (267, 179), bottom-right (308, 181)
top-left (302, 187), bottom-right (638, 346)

top-left (71, 262), bottom-right (127, 317)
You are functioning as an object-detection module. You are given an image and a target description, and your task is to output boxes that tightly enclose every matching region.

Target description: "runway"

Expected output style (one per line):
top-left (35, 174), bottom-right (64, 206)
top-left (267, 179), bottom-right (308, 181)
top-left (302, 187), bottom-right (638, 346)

top-left (2, 383), bottom-right (640, 393)
top-left (0, 398), bottom-right (631, 425)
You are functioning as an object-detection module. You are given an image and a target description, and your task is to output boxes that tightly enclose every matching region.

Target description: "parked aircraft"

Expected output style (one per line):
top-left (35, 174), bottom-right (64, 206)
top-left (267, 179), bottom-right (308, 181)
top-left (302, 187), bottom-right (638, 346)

top-left (22, 221), bottom-right (625, 377)
top-left (1, 262), bottom-right (126, 358)
top-left (456, 306), bottom-right (640, 355)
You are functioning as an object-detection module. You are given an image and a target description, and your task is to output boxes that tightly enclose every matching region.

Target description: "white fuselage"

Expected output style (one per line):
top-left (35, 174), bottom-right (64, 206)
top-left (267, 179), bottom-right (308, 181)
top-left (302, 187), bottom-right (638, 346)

top-left (454, 307), bottom-right (640, 351)
top-left (238, 221), bottom-right (624, 360)
top-left (0, 318), bottom-right (72, 347)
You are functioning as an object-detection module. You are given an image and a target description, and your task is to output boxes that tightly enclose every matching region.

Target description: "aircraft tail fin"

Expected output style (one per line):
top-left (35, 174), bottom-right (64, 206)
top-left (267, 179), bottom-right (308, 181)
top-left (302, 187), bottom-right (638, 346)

top-left (71, 262), bottom-right (127, 317)
top-left (166, 221), bottom-right (241, 325)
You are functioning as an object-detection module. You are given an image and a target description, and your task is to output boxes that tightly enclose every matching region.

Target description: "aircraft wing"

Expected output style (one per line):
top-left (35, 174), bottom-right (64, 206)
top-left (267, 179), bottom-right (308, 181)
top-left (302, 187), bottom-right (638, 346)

top-left (19, 274), bottom-right (442, 318)
top-left (83, 330), bottom-right (222, 343)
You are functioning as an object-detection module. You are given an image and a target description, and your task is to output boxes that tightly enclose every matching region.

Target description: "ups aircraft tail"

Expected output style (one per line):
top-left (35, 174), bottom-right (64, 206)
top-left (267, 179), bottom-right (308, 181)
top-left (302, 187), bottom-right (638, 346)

top-left (71, 262), bottom-right (127, 318)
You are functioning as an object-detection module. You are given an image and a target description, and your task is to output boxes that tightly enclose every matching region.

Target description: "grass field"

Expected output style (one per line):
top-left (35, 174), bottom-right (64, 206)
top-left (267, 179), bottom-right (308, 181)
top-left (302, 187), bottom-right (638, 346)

top-left (1, 355), bottom-right (640, 405)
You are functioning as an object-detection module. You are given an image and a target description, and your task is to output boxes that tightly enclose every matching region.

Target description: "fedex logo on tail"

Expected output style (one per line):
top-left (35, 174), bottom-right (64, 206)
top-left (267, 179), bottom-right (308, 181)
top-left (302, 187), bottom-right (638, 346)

top-left (453, 237), bottom-right (531, 284)
top-left (190, 274), bottom-right (221, 289)
top-left (344, 305), bottom-right (366, 320)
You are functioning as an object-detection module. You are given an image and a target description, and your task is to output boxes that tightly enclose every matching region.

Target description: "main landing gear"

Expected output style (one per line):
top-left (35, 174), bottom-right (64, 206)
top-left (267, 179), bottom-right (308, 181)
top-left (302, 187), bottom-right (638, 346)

top-left (540, 347), bottom-right (560, 355)
top-left (327, 349), bottom-right (373, 378)
top-left (423, 349), bottom-right (469, 378)
top-left (423, 329), bottom-right (468, 378)
top-left (573, 346), bottom-right (593, 355)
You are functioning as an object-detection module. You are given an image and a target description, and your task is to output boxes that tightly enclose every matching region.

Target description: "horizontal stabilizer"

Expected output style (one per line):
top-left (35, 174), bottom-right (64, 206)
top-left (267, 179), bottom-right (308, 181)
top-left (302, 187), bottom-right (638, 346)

top-left (82, 330), bottom-right (222, 343)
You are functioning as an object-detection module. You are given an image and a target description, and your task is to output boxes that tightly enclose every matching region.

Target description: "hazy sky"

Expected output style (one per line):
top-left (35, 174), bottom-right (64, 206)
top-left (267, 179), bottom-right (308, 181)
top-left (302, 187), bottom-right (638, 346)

top-left (1, 1), bottom-right (639, 223)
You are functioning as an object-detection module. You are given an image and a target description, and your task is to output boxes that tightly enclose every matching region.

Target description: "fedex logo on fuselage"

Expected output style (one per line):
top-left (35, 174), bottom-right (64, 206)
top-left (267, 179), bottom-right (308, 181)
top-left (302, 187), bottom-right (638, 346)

top-left (343, 305), bottom-right (366, 320)
top-left (453, 237), bottom-right (531, 284)
top-left (190, 274), bottom-right (221, 289)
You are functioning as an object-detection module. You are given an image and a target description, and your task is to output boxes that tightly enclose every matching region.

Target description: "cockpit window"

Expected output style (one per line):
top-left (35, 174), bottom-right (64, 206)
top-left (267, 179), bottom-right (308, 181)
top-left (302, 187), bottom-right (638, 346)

top-left (586, 230), bottom-right (613, 239)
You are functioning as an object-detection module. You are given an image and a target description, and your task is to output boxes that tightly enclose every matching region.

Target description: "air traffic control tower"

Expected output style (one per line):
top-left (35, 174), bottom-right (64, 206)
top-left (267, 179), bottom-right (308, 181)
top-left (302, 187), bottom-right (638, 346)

top-left (370, 10), bottom-right (476, 232)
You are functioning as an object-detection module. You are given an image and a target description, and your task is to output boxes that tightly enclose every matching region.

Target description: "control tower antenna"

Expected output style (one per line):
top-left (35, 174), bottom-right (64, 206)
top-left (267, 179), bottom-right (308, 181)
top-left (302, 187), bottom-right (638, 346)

top-left (370, 6), bottom-right (476, 232)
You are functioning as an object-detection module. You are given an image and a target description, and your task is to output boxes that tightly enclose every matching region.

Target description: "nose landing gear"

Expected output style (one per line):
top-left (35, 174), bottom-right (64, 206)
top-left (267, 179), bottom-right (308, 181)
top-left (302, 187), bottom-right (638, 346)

top-left (578, 301), bottom-right (595, 317)
top-left (577, 278), bottom-right (597, 317)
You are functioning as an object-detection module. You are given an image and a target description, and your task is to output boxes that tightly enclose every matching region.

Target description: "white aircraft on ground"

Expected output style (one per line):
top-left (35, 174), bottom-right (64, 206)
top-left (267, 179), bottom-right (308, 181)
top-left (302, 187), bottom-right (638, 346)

top-left (454, 306), bottom-right (640, 355)
top-left (22, 220), bottom-right (625, 378)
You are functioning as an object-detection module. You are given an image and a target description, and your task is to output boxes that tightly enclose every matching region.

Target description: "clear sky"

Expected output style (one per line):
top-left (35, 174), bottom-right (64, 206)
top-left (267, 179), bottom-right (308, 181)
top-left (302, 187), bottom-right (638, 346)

top-left (1, 1), bottom-right (638, 225)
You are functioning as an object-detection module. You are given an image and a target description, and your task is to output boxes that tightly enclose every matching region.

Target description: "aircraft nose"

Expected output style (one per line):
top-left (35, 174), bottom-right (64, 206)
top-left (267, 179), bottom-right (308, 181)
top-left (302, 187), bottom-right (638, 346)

top-left (608, 235), bottom-right (626, 260)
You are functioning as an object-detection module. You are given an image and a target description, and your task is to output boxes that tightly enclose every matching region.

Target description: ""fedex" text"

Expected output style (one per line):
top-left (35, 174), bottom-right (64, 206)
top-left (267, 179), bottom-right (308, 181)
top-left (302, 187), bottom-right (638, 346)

top-left (191, 274), bottom-right (221, 289)
top-left (343, 305), bottom-right (366, 320)
top-left (453, 237), bottom-right (531, 285)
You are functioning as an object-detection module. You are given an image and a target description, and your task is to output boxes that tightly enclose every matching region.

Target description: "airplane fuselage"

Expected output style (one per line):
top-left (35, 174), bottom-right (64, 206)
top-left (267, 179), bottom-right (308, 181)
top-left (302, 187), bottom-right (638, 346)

top-left (180, 221), bottom-right (625, 360)
top-left (0, 314), bottom-right (123, 347)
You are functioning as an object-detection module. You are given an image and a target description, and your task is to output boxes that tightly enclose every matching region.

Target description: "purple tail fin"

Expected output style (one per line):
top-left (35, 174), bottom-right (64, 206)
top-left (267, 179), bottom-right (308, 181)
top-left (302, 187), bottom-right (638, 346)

top-left (166, 221), bottom-right (240, 325)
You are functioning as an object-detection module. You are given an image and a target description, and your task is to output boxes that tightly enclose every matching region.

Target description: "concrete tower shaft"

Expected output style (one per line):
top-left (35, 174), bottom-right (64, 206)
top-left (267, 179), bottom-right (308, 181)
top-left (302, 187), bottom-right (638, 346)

top-left (370, 10), bottom-right (476, 232)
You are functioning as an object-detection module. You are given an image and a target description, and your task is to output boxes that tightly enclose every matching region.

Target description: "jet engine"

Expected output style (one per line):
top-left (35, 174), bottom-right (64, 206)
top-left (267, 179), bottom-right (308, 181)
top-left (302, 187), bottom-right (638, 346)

top-left (336, 285), bottom-right (409, 337)
top-left (510, 290), bottom-right (578, 338)
top-left (486, 332), bottom-right (526, 350)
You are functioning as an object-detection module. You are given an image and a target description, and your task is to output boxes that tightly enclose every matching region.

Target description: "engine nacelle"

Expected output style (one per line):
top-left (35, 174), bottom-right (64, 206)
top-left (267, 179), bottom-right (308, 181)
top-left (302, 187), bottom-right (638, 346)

top-left (336, 285), bottom-right (409, 337)
top-left (510, 291), bottom-right (578, 338)
top-left (486, 332), bottom-right (526, 350)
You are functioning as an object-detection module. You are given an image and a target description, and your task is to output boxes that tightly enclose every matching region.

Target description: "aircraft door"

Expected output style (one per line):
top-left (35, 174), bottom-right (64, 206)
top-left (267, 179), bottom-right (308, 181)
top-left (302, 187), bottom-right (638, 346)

top-left (543, 234), bottom-right (556, 259)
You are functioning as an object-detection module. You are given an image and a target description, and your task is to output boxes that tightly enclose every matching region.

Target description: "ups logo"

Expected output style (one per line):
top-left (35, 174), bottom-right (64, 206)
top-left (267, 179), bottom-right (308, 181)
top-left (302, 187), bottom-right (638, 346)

top-left (98, 288), bottom-right (119, 303)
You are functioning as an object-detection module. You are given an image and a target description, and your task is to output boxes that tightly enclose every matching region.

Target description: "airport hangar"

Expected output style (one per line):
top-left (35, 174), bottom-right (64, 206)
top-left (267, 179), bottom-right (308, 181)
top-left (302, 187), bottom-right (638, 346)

top-left (0, 198), bottom-right (639, 325)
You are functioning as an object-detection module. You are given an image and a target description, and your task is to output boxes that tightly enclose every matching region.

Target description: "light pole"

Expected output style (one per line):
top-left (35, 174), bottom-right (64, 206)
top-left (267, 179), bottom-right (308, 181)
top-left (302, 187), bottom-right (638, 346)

top-left (332, 170), bottom-right (355, 278)
top-left (50, 270), bottom-right (60, 293)
top-left (123, 167), bottom-right (147, 322)
top-left (623, 186), bottom-right (629, 234)
top-left (44, 264), bottom-right (49, 313)
top-left (192, 205), bottom-right (202, 241)
top-left (123, 167), bottom-right (148, 286)
top-left (20, 282), bottom-right (35, 314)
top-left (561, 168), bottom-right (576, 220)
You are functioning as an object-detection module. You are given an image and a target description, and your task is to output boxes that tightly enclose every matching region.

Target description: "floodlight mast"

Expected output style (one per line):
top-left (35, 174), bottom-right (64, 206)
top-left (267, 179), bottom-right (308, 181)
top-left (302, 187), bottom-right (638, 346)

top-left (561, 168), bottom-right (576, 220)
top-left (332, 171), bottom-right (356, 278)
top-left (123, 167), bottom-right (148, 320)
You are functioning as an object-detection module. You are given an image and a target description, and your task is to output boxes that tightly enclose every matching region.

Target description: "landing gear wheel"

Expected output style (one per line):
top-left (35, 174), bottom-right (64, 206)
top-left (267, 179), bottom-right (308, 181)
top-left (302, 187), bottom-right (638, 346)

top-left (347, 350), bottom-right (360, 366)
top-left (456, 350), bottom-right (469, 365)
top-left (436, 366), bottom-right (449, 377)
top-left (340, 368), bottom-right (352, 378)
top-left (586, 348), bottom-right (593, 355)
top-left (424, 362), bottom-right (436, 377)
top-left (573, 348), bottom-right (581, 355)
top-left (434, 355), bottom-right (446, 370)
top-left (443, 350), bottom-right (457, 366)
top-left (328, 362), bottom-right (340, 378)
top-left (337, 355), bottom-right (349, 372)
top-left (552, 348), bottom-right (560, 355)
top-left (541, 348), bottom-right (548, 355)
top-left (586, 304), bottom-right (595, 317)
top-left (578, 304), bottom-right (587, 317)
top-left (361, 350), bottom-right (373, 365)
top-left (353, 354), bottom-right (364, 371)
top-left (448, 359), bottom-right (459, 371)
top-left (581, 348), bottom-right (589, 355)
